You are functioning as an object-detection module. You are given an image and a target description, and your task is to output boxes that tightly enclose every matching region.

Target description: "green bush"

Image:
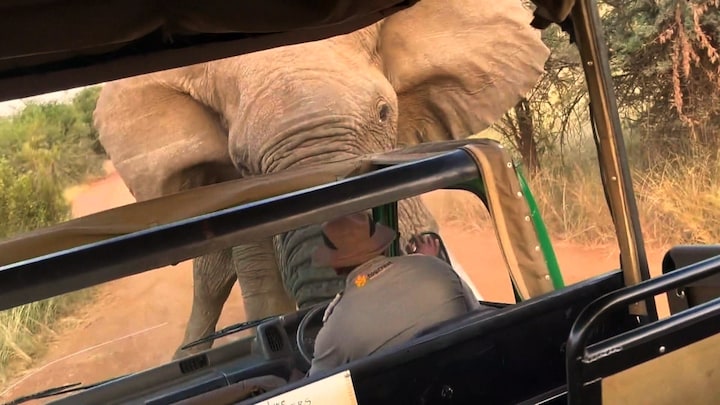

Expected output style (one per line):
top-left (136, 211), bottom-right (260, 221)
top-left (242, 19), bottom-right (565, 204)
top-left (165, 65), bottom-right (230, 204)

top-left (0, 159), bottom-right (69, 239)
top-left (0, 86), bottom-right (104, 381)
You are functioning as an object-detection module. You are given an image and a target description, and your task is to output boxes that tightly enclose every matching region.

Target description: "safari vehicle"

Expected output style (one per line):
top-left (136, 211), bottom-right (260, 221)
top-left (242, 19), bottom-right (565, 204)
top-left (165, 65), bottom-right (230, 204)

top-left (2, 0), bottom-right (720, 404)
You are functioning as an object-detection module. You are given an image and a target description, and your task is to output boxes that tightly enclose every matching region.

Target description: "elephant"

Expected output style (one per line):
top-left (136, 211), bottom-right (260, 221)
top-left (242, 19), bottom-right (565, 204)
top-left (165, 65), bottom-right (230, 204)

top-left (93, 0), bottom-right (550, 359)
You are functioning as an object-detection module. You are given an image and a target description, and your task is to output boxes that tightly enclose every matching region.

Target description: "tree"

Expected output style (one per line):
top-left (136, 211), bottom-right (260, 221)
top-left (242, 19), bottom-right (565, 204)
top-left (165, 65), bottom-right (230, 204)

top-left (499, 0), bottom-right (720, 172)
top-left (0, 159), bottom-right (68, 238)
top-left (494, 24), bottom-right (588, 174)
top-left (603, 0), bottom-right (720, 155)
top-left (0, 88), bottom-right (107, 238)
top-left (2, 101), bottom-right (104, 186)
top-left (72, 86), bottom-right (105, 156)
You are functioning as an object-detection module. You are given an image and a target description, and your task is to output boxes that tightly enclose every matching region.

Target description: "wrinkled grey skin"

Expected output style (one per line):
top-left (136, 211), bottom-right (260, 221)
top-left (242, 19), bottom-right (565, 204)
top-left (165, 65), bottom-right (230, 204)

top-left (93, 0), bottom-right (549, 359)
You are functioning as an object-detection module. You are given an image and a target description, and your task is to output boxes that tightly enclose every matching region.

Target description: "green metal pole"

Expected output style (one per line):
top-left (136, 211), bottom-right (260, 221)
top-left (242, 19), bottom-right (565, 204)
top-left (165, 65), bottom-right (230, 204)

top-left (373, 203), bottom-right (400, 257)
top-left (515, 166), bottom-right (565, 289)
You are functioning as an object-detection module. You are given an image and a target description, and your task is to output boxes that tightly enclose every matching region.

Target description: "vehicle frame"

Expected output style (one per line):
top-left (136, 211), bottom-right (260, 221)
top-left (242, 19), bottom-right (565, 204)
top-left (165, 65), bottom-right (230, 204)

top-left (2, 0), bottom-right (720, 403)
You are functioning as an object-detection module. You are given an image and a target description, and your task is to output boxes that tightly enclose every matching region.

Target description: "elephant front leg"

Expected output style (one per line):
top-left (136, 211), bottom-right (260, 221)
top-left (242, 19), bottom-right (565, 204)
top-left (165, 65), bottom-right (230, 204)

top-left (233, 239), bottom-right (297, 321)
top-left (397, 196), bottom-right (440, 249)
top-left (274, 226), bottom-right (346, 309)
top-left (174, 249), bottom-right (237, 360)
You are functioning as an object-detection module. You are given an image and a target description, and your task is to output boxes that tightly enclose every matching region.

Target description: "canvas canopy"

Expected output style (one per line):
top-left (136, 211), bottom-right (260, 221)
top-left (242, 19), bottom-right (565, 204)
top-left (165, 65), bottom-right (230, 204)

top-left (0, 139), bottom-right (554, 300)
top-left (0, 0), bottom-right (574, 102)
top-left (0, 0), bottom-right (416, 101)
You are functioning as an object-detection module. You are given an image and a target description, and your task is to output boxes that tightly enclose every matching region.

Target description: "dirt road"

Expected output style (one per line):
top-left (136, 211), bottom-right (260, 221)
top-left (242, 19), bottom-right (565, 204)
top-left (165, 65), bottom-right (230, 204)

top-left (0, 168), bottom-right (670, 403)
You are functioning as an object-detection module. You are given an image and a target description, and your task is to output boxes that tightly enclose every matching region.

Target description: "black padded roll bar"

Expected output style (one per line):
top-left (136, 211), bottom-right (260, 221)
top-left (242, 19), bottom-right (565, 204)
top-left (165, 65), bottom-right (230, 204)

top-left (0, 149), bottom-right (479, 311)
top-left (566, 253), bottom-right (720, 403)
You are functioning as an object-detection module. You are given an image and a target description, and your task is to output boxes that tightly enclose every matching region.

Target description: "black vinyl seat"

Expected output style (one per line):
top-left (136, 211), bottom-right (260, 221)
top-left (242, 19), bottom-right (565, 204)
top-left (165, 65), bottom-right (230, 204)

top-left (662, 245), bottom-right (720, 315)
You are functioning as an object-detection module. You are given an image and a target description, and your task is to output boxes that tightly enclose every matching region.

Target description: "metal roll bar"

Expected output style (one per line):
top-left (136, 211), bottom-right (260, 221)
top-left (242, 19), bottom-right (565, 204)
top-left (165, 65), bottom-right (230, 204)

top-left (571, 0), bottom-right (657, 320)
top-left (0, 150), bottom-right (479, 311)
top-left (566, 253), bottom-right (720, 403)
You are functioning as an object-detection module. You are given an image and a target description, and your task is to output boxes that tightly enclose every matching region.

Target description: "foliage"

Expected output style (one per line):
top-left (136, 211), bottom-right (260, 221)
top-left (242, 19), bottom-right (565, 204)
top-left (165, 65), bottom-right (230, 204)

top-left (71, 86), bottom-right (105, 155)
top-left (493, 25), bottom-right (588, 173)
top-left (0, 86), bottom-right (104, 381)
top-left (496, 0), bottom-right (720, 173)
top-left (0, 87), bottom-right (105, 188)
top-left (0, 159), bottom-right (69, 239)
top-left (473, 0), bottom-right (720, 246)
top-left (603, 0), bottom-right (720, 156)
top-left (0, 87), bottom-right (106, 235)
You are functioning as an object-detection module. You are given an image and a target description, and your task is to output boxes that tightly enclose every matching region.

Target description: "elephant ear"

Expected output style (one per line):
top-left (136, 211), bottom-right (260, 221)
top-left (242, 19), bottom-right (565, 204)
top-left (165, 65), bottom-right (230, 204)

top-left (378, 0), bottom-right (550, 145)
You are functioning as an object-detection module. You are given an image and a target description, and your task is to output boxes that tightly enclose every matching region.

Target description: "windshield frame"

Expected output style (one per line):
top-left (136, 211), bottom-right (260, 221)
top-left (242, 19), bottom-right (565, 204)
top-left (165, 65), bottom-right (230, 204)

top-left (0, 142), bottom-right (563, 310)
top-left (569, 0), bottom-right (658, 321)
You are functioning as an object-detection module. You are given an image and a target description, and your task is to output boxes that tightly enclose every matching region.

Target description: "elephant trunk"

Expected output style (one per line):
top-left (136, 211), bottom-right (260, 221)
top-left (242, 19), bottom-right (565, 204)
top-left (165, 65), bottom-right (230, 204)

top-left (273, 225), bottom-right (345, 308)
top-left (273, 196), bottom-right (441, 309)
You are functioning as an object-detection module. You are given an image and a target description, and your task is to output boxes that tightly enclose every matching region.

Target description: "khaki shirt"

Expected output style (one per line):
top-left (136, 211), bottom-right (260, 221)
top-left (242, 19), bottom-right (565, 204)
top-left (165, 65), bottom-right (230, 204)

top-left (308, 254), bottom-right (485, 376)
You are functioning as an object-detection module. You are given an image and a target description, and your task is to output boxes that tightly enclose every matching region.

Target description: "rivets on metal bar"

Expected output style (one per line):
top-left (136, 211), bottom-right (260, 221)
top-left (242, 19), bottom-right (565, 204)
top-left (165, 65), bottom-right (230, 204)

top-left (587, 61), bottom-right (594, 67)
top-left (659, 346), bottom-right (666, 354)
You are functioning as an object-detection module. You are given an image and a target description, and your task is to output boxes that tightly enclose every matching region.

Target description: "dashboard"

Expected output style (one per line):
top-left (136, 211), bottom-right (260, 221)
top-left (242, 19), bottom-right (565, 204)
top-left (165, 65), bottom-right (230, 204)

top-left (254, 304), bottom-right (326, 373)
top-left (42, 235), bottom-right (457, 403)
top-left (48, 304), bottom-right (328, 405)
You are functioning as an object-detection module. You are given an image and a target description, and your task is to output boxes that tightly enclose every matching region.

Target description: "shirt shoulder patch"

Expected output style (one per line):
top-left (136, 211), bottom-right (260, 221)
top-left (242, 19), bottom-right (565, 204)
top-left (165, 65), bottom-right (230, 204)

top-left (352, 260), bottom-right (392, 288)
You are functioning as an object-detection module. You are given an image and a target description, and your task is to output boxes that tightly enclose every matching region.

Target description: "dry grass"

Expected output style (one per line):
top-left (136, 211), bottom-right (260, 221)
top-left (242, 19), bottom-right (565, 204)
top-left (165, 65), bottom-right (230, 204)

top-left (421, 190), bottom-right (493, 232)
top-left (633, 152), bottom-right (720, 246)
top-left (532, 147), bottom-right (720, 246)
top-left (0, 289), bottom-right (96, 384)
top-left (529, 162), bottom-right (617, 245)
top-left (424, 141), bottom-right (720, 248)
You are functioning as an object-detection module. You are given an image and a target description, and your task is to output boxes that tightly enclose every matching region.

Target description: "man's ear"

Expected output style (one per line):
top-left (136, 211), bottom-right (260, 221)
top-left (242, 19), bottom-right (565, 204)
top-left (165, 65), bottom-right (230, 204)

top-left (377, 0), bottom-right (550, 145)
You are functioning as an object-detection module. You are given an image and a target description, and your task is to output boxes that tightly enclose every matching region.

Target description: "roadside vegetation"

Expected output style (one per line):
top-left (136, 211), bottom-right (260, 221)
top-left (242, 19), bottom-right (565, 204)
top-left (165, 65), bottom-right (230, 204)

top-left (0, 86), bottom-right (106, 382)
top-left (526, 0), bottom-right (720, 247)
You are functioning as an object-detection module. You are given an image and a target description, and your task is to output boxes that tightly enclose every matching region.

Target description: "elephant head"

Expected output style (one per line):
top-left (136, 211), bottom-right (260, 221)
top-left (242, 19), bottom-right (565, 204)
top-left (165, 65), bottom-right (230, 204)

top-left (215, 0), bottom-right (550, 175)
top-left (94, 0), bottom-right (549, 358)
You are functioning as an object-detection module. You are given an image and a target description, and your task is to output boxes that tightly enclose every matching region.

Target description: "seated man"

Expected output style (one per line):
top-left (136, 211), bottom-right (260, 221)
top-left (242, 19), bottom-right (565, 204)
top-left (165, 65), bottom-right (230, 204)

top-left (308, 212), bottom-right (494, 376)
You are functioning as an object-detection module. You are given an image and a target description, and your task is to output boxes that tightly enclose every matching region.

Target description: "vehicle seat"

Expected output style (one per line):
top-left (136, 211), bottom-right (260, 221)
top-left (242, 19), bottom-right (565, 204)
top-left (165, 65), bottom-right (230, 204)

top-left (172, 375), bottom-right (287, 405)
top-left (662, 245), bottom-right (720, 315)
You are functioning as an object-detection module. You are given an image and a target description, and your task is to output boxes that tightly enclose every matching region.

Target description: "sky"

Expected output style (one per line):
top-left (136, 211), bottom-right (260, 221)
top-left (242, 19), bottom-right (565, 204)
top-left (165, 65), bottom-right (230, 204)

top-left (0, 87), bottom-right (87, 117)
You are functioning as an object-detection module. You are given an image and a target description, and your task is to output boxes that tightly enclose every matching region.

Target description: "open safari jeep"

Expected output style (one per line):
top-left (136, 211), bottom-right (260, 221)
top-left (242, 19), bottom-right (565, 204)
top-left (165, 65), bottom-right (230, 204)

top-left (2, 0), bottom-right (720, 404)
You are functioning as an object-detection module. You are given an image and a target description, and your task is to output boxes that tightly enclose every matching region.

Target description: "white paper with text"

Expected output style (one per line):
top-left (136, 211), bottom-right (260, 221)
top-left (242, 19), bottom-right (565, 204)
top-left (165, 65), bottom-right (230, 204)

top-left (253, 370), bottom-right (358, 405)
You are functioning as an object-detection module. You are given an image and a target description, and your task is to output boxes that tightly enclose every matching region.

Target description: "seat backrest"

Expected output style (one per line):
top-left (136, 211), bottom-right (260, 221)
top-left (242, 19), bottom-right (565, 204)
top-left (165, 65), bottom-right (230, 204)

top-left (662, 245), bottom-right (720, 315)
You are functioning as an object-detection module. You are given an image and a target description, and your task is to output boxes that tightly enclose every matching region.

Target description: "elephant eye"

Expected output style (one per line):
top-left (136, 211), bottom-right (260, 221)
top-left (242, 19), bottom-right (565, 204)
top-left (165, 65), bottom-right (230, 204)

top-left (378, 103), bottom-right (391, 123)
